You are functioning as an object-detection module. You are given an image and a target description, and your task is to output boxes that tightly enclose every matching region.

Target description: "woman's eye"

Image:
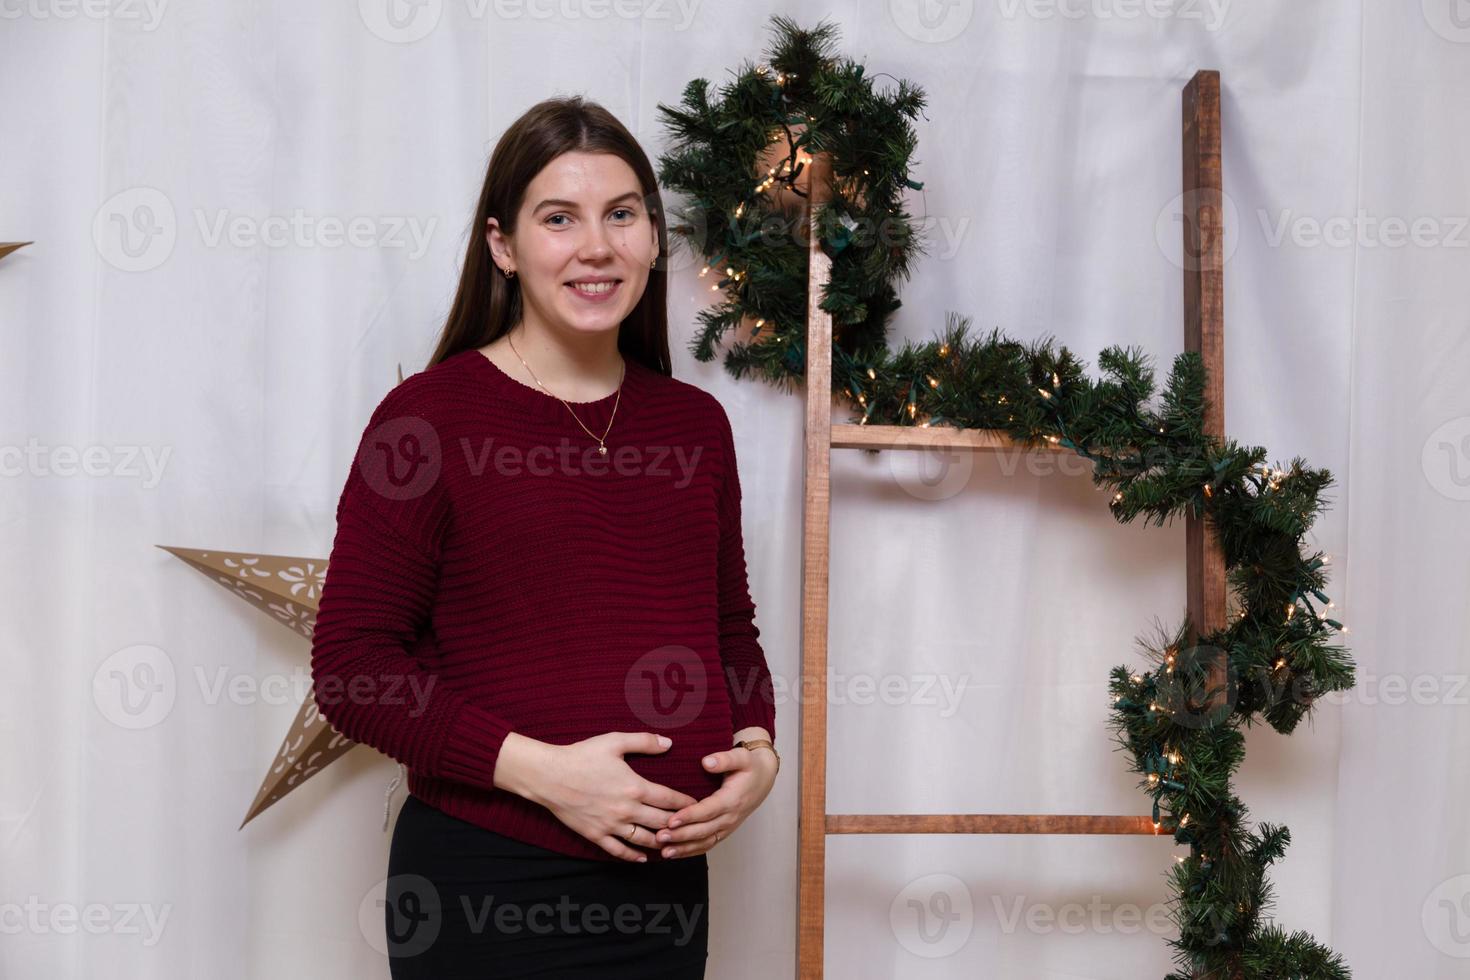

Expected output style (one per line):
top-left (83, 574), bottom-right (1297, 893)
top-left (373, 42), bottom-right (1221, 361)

top-left (546, 209), bottom-right (635, 227)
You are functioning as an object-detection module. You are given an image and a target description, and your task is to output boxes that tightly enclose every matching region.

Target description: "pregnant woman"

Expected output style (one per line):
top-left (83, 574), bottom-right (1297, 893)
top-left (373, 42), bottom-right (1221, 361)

top-left (309, 95), bottom-right (779, 978)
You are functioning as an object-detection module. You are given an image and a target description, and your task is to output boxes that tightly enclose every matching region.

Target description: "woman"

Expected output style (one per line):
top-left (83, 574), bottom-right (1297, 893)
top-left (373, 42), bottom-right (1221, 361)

top-left (308, 95), bottom-right (779, 979)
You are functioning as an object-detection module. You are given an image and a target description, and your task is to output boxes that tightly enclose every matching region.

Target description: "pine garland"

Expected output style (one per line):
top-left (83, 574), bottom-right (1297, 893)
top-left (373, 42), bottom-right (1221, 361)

top-left (657, 17), bottom-right (1357, 979)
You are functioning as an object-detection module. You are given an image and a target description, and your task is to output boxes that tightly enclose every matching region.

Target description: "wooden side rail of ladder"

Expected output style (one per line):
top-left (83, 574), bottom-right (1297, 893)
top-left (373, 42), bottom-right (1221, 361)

top-left (795, 69), bottom-right (1227, 978)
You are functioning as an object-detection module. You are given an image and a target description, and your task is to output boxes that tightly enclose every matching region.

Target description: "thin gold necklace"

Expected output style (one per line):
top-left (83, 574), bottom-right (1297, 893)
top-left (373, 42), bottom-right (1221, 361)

top-left (506, 334), bottom-right (624, 456)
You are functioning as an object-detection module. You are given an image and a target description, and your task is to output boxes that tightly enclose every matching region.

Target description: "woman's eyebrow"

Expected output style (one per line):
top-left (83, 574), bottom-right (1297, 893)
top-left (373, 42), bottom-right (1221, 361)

top-left (532, 191), bottom-right (641, 213)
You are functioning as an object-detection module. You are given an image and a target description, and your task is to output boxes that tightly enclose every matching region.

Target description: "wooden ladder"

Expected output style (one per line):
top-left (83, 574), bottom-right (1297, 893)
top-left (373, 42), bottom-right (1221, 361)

top-left (795, 69), bottom-right (1226, 977)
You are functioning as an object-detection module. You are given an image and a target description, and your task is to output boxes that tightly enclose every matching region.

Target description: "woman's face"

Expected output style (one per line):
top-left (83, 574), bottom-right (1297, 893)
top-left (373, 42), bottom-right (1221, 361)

top-left (487, 150), bottom-right (659, 339)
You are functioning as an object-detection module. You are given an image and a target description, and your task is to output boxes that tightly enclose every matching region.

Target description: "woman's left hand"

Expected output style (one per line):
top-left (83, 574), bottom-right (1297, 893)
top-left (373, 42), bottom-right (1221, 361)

top-left (655, 745), bottom-right (778, 858)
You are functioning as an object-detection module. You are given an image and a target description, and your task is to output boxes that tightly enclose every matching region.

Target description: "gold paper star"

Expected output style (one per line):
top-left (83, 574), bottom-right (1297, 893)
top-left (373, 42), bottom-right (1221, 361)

top-left (163, 362), bottom-right (410, 829)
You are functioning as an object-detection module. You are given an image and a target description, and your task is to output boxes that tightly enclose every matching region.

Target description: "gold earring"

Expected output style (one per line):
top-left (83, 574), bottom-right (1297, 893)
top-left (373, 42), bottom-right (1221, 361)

top-left (649, 256), bottom-right (657, 270)
top-left (502, 266), bottom-right (515, 279)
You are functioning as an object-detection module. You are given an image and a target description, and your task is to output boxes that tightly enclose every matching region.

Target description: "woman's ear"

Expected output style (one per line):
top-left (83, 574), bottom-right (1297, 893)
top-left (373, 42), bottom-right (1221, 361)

top-left (485, 216), bottom-right (512, 271)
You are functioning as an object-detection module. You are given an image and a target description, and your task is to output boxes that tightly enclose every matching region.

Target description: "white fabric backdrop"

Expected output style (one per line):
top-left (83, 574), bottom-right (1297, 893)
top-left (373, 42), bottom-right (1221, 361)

top-left (3, 1), bottom-right (1466, 976)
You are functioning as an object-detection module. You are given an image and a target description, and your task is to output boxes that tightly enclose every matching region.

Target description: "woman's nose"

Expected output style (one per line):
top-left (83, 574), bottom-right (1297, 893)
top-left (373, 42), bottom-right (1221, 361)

top-left (578, 224), bottom-right (615, 260)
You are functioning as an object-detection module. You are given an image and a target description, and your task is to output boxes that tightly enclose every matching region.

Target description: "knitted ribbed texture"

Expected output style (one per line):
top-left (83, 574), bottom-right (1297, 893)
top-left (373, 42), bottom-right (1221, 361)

top-left (310, 348), bottom-right (777, 861)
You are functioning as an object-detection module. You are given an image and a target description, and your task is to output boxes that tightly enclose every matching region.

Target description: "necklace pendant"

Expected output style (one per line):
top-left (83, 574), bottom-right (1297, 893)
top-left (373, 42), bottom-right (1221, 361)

top-left (597, 444), bottom-right (608, 456)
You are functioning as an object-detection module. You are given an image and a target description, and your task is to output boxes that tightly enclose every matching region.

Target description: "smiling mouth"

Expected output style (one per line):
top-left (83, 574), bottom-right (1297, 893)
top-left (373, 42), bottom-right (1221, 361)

top-left (566, 279), bottom-right (623, 297)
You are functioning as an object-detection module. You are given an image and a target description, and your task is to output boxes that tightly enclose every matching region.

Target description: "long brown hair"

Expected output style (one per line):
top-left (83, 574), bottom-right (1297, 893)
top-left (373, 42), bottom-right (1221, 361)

top-left (427, 96), bottom-right (672, 377)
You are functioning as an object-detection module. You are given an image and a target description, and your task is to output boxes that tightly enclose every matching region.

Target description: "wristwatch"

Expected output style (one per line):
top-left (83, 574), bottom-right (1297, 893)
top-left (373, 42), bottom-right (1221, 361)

top-left (734, 737), bottom-right (780, 774)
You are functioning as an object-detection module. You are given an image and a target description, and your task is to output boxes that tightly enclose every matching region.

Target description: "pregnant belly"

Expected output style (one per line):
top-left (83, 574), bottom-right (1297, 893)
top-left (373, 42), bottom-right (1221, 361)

top-left (623, 727), bottom-right (728, 802)
top-left (478, 659), bottom-right (736, 802)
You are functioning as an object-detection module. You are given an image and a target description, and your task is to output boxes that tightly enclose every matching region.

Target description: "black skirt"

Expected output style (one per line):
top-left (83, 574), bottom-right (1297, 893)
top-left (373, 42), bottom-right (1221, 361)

top-left (385, 793), bottom-right (709, 979)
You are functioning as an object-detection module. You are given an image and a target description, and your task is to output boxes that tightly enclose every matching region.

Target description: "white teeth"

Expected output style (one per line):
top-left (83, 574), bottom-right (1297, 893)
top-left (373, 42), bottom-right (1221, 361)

top-left (571, 280), bottom-right (617, 294)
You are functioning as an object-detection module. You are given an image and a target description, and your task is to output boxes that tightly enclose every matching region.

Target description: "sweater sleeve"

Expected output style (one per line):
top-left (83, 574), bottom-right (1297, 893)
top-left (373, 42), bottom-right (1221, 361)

top-left (712, 400), bottom-right (778, 741)
top-left (309, 385), bottom-right (516, 791)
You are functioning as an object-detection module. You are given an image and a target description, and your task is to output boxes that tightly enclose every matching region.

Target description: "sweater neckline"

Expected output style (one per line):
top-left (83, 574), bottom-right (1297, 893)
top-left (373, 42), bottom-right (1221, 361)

top-left (459, 346), bottom-right (646, 426)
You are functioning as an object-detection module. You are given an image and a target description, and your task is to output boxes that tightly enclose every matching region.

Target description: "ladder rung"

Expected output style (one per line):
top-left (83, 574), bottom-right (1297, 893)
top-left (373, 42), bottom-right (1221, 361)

top-left (830, 423), bottom-right (1070, 453)
top-left (826, 813), bottom-right (1169, 836)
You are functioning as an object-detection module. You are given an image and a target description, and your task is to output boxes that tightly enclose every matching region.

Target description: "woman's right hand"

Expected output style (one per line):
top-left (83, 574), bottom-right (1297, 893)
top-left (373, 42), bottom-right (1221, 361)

top-left (506, 731), bottom-right (699, 862)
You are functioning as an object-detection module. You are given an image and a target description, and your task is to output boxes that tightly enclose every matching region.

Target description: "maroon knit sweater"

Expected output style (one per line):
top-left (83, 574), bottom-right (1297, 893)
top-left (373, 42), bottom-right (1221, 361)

top-left (309, 348), bottom-right (777, 862)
